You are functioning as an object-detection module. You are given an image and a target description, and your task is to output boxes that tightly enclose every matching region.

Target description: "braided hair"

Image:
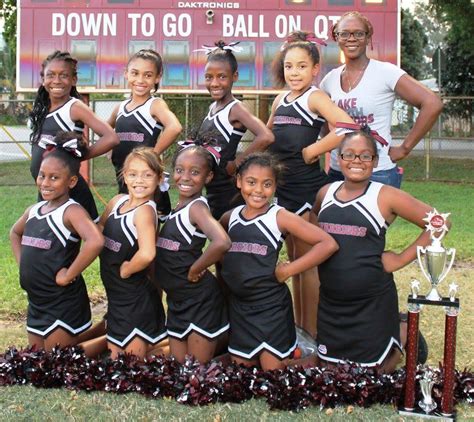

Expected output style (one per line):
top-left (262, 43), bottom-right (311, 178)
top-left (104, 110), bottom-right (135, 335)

top-left (271, 31), bottom-right (322, 88)
top-left (29, 51), bottom-right (81, 144)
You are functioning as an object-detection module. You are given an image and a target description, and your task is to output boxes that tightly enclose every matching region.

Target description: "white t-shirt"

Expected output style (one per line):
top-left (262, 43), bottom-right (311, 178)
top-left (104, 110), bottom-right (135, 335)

top-left (320, 59), bottom-right (406, 172)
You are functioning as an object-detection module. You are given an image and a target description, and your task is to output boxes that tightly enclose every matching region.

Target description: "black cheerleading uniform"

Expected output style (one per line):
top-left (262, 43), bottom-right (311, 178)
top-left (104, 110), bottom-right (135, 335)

top-left (100, 195), bottom-right (167, 348)
top-left (30, 97), bottom-right (99, 222)
top-left (268, 86), bottom-right (328, 215)
top-left (154, 197), bottom-right (229, 340)
top-left (198, 99), bottom-right (246, 219)
top-left (112, 97), bottom-right (171, 217)
top-left (19, 199), bottom-right (92, 337)
top-left (220, 205), bottom-right (297, 360)
top-left (317, 181), bottom-right (401, 366)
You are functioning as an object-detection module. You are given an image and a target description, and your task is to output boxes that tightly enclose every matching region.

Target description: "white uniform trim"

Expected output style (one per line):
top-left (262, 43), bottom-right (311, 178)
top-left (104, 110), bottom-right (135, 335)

top-left (229, 338), bottom-right (298, 360)
top-left (117, 97), bottom-right (164, 136)
top-left (166, 197), bottom-right (209, 244)
top-left (107, 328), bottom-right (168, 347)
top-left (317, 336), bottom-right (402, 367)
top-left (27, 319), bottom-right (92, 336)
top-left (168, 322), bottom-right (230, 340)
top-left (205, 99), bottom-right (243, 142)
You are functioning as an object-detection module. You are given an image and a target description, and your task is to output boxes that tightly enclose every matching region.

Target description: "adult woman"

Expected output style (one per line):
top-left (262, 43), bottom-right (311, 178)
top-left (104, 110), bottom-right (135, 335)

top-left (303, 11), bottom-right (443, 188)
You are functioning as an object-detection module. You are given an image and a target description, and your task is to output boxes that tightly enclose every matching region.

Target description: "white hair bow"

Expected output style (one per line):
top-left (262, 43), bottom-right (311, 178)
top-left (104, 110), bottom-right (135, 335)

top-left (38, 137), bottom-right (83, 158)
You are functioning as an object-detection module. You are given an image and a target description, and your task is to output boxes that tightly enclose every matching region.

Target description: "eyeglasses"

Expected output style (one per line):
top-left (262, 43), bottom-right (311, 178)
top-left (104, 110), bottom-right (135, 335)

top-left (340, 152), bottom-right (376, 162)
top-left (124, 172), bottom-right (157, 181)
top-left (336, 31), bottom-right (368, 41)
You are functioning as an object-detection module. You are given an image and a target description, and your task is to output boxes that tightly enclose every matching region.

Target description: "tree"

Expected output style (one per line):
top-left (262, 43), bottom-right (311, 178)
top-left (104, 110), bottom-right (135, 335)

top-left (400, 8), bottom-right (428, 80)
top-left (429, 0), bottom-right (474, 134)
top-left (0, 0), bottom-right (17, 95)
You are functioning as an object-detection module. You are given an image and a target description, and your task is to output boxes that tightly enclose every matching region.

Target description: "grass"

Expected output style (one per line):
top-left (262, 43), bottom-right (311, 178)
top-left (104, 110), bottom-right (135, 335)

top-left (0, 178), bottom-right (473, 419)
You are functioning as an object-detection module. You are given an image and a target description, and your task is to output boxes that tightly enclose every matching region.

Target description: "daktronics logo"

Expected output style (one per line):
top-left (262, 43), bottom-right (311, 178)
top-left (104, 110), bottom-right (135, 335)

top-left (177, 2), bottom-right (240, 8)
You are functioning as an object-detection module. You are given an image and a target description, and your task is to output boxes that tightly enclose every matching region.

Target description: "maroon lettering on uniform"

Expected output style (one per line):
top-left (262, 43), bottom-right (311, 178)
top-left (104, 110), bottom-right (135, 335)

top-left (157, 237), bottom-right (180, 251)
top-left (273, 115), bottom-right (303, 126)
top-left (104, 236), bottom-right (122, 252)
top-left (319, 222), bottom-right (367, 237)
top-left (118, 132), bottom-right (145, 142)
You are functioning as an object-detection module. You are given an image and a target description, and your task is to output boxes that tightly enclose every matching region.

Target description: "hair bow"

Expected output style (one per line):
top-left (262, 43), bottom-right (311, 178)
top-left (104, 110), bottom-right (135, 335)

top-left (280, 36), bottom-right (327, 51)
top-left (194, 41), bottom-right (243, 55)
top-left (38, 137), bottom-right (83, 158)
top-left (335, 122), bottom-right (388, 147)
top-left (178, 140), bottom-right (221, 165)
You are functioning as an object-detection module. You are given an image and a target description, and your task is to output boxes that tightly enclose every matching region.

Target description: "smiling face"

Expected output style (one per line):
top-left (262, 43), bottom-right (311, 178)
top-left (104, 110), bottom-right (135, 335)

top-left (123, 157), bottom-right (160, 201)
top-left (204, 59), bottom-right (237, 102)
top-left (336, 16), bottom-right (370, 60)
top-left (125, 57), bottom-right (161, 98)
top-left (283, 47), bottom-right (319, 95)
top-left (173, 149), bottom-right (213, 202)
top-left (338, 134), bottom-right (378, 182)
top-left (237, 164), bottom-right (276, 213)
top-left (42, 59), bottom-right (77, 103)
top-left (37, 156), bottom-right (77, 204)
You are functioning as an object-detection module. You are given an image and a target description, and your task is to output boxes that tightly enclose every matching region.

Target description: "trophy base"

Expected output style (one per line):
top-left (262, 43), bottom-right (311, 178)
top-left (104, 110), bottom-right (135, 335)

top-left (426, 288), bottom-right (442, 301)
top-left (399, 406), bottom-right (456, 421)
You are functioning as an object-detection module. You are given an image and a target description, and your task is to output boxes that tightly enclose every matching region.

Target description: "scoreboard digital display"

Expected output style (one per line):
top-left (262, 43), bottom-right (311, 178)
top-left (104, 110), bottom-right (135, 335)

top-left (17, 0), bottom-right (399, 93)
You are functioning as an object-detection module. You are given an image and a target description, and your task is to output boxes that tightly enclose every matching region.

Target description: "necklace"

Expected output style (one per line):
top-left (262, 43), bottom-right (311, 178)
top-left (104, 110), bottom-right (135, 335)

top-left (343, 60), bottom-right (369, 91)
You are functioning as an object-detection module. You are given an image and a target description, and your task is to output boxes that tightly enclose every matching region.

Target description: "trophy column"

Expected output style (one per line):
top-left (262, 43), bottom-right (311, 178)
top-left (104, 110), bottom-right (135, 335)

top-left (403, 302), bottom-right (420, 411)
top-left (441, 302), bottom-right (459, 417)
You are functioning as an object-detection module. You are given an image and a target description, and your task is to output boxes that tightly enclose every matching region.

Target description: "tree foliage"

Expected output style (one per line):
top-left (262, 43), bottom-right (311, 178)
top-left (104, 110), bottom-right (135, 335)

top-left (400, 8), bottom-right (428, 80)
top-left (0, 0), bottom-right (17, 94)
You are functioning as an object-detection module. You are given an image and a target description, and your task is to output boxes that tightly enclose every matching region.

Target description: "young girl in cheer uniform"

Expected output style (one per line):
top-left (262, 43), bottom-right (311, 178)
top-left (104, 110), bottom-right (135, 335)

top-left (154, 141), bottom-right (231, 364)
top-left (197, 40), bottom-right (274, 219)
top-left (108, 49), bottom-right (182, 218)
top-left (99, 147), bottom-right (167, 359)
top-left (313, 128), bottom-right (437, 372)
top-left (10, 132), bottom-right (104, 351)
top-left (219, 152), bottom-right (338, 371)
top-left (29, 50), bottom-right (119, 222)
top-left (267, 31), bottom-right (353, 338)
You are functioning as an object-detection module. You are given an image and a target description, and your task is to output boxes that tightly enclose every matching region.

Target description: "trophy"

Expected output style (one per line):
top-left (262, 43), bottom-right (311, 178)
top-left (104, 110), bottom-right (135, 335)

top-left (417, 210), bottom-right (455, 301)
top-left (400, 210), bottom-right (459, 421)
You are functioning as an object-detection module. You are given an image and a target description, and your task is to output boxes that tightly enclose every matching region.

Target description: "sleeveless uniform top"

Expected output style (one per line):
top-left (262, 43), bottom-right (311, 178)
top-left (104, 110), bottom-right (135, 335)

top-left (29, 97), bottom-right (98, 221)
top-left (220, 204), bottom-right (287, 301)
top-left (268, 86), bottom-right (327, 213)
top-left (30, 98), bottom-right (84, 179)
top-left (155, 197), bottom-right (218, 301)
top-left (318, 181), bottom-right (391, 299)
top-left (100, 195), bottom-right (156, 289)
top-left (317, 181), bottom-right (401, 366)
top-left (20, 199), bottom-right (91, 336)
top-left (198, 99), bottom-right (245, 194)
top-left (111, 97), bottom-right (163, 170)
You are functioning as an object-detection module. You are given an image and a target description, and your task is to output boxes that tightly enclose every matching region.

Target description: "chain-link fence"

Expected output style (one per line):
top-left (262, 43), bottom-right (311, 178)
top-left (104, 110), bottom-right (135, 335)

top-left (1, 95), bottom-right (473, 187)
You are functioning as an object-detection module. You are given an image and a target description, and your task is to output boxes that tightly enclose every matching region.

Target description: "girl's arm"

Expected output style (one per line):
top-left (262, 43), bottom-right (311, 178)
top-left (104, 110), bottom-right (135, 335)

top-left (379, 185), bottom-right (437, 273)
top-left (151, 98), bottom-right (182, 156)
top-left (275, 209), bottom-right (339, 283)
top-left (120, 205), bottom-right (157, 279)
top-left (302, 90), bottom-right (354, 164)
top-left (56, 204), bottom-right (104, 286)
top-left (10, 207), bottom-right (32, 264)
top-left (188, 201), bottom-right (232, 282)
top-left (107, 104), bottom-right (119, 129)
top-left (71, 101), bottom-right (119, 159)
top-left (97, 195), bottom-right (122, 232)
top-left (389, 75), bottom-right (443, 162)
top-left (226, 102), bottom-right (274, 175)
top-left (265, 93), bottom-right (284, 131)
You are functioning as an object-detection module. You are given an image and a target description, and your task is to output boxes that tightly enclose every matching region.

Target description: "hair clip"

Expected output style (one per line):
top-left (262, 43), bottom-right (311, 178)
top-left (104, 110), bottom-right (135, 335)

top-left (178, 140), bottom-right (221, 165)
top-left (335, 122), bottom-right (388, 146)
top-left (280, 35), bottom-right (327, 51)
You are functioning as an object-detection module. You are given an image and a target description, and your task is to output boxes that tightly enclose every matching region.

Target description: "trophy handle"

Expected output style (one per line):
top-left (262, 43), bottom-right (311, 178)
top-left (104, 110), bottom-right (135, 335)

top-left (416, 246), bottom-right (432, 283)
top-left (438, 248), bottom-right (456, 285)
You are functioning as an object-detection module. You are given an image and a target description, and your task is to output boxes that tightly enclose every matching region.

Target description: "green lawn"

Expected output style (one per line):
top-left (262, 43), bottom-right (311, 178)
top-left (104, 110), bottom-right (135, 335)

top-left (0, 180), bottom-right (473, 420)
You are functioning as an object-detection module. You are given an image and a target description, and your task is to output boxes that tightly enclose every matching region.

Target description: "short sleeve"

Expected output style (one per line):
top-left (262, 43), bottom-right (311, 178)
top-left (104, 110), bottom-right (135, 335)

top-left (381, 61), bottom-right (406, 91)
